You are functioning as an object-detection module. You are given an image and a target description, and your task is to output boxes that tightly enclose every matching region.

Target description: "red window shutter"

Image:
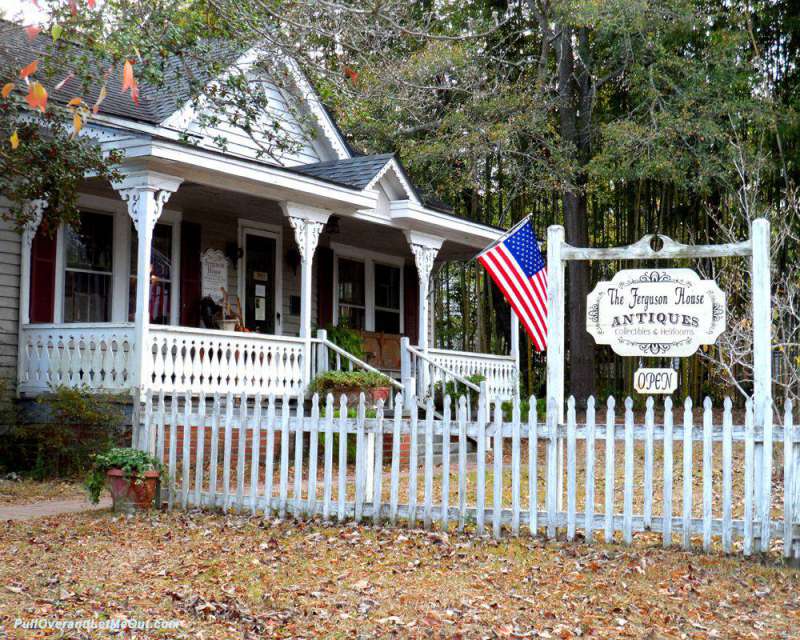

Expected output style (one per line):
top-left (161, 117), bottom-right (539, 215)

top-left (29, 227), bottom-right (57, 323)
top-left (317, 246), bottom-right (334, 327)
top-left (180, 221), bottom-right (202, 327)
top-left (403, 263), bottom-right (418, 344)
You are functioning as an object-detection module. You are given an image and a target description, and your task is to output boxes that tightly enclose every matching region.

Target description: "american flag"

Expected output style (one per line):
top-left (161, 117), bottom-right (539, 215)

top-left (477, 219), bottom-right (548, 351)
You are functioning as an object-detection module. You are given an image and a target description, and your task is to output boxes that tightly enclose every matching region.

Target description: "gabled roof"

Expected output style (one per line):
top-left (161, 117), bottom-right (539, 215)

top-left (291, 154), bottom-right (396, 190)
top-left (0, 20), bottom-right (234, 124)
top-left (0, 20), bottom-right (352, 161)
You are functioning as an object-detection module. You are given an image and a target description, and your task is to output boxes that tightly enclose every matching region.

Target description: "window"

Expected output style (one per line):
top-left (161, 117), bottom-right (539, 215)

top-left (337, 258), bottom-right (365, 330)
top-left (63, 212), bottom-right (113, 322)
top-left (374, 263), bottom-right (401, 333)
top-left (129, 223), bottom-right (173, 324)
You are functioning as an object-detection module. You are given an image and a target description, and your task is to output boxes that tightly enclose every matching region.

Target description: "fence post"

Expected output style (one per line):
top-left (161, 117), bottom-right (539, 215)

top-left (316, 329), bottom-right (328, 377)
top-left (545, 225), bottom-right (566, 510)
top-left (751, 218), bottom-right (771, 551)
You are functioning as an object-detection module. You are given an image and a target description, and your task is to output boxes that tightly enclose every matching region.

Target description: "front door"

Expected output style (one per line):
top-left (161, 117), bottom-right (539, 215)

top-left (244, 232), bottom-right (277, 334)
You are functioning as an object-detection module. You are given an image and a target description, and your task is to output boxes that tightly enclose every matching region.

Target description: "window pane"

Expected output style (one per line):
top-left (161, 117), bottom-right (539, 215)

top-left (339, 305), bottom-right (365, 330)
top-left (375, 309), bottom-right (400, 334)
top-left (338, 258), bottom-right (365, 306)
top-left (130, 223), bottom-right (172, 280)
top-left (374, 263), bottom-right (400, 310)
top-left (129, 223), bottom-right (173, 324)
top-left (64, 272), bottom-right (111, 322)
top-left (129, 279), bottom-right (172, 324)
top-left (65, 212), bottom-right (113, 272)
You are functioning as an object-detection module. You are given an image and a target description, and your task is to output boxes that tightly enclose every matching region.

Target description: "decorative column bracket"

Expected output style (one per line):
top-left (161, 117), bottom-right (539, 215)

top-left (288, 215), bottom-right (326, 262)
top-left (21, 199), bottom-right (46, 249)
top-left (117, 187), bottom-right (175, 235)
top-left (409, 242), bottom-right (439, 290)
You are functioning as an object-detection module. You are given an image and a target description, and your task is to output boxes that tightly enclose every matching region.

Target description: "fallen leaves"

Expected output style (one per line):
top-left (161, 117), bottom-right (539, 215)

top-left (0, 511), bottom-right (798, 639)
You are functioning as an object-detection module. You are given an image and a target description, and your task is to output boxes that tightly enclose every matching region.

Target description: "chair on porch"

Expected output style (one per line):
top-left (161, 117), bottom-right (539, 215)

top-left (357, 331), bottom-right (402, 379)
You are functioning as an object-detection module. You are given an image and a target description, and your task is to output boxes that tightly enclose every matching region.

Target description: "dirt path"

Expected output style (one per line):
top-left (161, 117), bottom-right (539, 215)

top-left (0, 496), bottom-right (111, 521)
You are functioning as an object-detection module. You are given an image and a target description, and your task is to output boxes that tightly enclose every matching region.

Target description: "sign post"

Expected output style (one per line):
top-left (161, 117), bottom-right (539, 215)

top-left (545, 221), bottom-right (770, 535)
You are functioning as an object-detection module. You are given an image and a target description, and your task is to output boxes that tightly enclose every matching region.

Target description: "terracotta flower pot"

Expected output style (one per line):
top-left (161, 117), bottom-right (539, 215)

top-left (332, 386), bottom-right (391, 408)
top-left (106, 468), bottom-right (159, 513)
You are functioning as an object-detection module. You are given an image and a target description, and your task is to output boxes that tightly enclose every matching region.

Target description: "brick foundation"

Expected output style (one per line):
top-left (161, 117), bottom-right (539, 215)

top-left (159, 425), bottom-right (284, 466)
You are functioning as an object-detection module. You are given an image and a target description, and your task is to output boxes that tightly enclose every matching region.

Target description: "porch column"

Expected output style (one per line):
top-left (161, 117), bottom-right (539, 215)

top-left (281, 202), bottom-right (331, 388)
top-left (404, 231), bottom-right (443, 351)
top-left (114, 171), bottom-right (182, 397)
top-left (405, 231), bottom-right (443, 398)
top-left (17, 199), bottom-right (46, 390)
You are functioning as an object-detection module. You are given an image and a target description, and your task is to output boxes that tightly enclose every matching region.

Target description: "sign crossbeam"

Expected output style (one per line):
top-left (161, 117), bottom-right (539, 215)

top-left (560, 234), bottom-right (752, 262)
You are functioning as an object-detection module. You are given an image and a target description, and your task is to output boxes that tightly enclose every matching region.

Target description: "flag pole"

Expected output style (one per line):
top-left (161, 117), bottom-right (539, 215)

top-left (470, 213), bottom-right (533, 262)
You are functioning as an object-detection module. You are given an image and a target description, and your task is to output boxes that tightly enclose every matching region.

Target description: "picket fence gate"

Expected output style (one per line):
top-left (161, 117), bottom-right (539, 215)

top-left (134, 390), bottom-right (799, 559)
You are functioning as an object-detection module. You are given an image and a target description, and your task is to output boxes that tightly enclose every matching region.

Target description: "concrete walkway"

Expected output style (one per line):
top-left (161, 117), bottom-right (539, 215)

top-left (0, 497), bottom-right (112, 522)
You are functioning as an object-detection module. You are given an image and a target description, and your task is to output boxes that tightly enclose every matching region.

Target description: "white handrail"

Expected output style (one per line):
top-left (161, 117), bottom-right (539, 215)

top-left (319, 338), bottom-right (404, 390)
top-left (406, 344), bottom-right (481, 393)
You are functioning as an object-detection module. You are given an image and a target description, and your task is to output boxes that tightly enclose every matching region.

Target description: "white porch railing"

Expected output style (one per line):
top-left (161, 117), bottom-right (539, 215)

top-left (18, 323), bottom-right (518, 403)
top-left (18, 323), bottom-right (135, 394)
top-left (146, 326), bottom-right (307, 397)
top-left (405, 343), bottom-right (518, 401)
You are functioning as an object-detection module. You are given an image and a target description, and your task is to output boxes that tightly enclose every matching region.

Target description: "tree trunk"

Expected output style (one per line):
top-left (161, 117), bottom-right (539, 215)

top-left (558, 28), bottom-right (596, 404)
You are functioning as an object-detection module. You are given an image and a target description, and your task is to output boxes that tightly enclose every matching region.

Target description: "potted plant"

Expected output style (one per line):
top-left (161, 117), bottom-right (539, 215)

top-left (85, 447), bottom-right (162, 513)
top-left (308, 370), bottom-right (393, 407)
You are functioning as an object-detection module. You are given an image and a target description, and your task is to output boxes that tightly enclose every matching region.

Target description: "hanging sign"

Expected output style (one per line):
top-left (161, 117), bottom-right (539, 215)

top-left (633, 367), bottom-right (678, 394)
top-left (201, 249), bottom-right (228, 304)
top-left (586, 269), bottom-right (726, 357)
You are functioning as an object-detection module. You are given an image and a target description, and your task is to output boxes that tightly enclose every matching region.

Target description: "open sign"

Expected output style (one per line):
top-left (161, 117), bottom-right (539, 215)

top-left (633, 368), bottom-right (677, 394)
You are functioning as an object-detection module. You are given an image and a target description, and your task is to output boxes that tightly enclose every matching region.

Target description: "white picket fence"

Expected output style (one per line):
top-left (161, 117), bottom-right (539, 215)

top-left (135, 391), bottom-right (799, 559)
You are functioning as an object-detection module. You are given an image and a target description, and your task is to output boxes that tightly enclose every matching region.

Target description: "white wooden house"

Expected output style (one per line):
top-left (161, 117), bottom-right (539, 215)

top-left (1, 25), bottom-right (520, 404)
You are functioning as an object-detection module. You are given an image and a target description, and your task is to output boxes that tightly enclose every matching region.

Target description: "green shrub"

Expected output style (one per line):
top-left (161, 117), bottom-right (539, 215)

top-left (323, 323), bottom-right (364, 362)
top-left (85, 447), bottom-right (162, 504)
top-left (3, 386), bottom-right (127, 480)
top-left (433, 374), bottom-right (485, 412)
top-left (501, 396), bottom-right (547, 422)
top-left (309, 370), bottom-right (391, 395)
top-left (317, 433), bottom-right (358, 462)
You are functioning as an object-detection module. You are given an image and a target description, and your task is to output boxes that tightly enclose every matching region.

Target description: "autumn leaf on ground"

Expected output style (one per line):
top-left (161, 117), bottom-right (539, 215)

top-left (1, 83), bottom-right (13, 98)
top-left (9, 130), bottom-right (19, 150)
top-left (25, 81), bottom-right (48, 111)
top-left (19, 60), bottom-right (38, 79)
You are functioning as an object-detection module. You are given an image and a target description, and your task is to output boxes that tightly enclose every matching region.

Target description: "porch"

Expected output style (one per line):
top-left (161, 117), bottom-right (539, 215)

top-left (15, 161), bottom-right (519, 403)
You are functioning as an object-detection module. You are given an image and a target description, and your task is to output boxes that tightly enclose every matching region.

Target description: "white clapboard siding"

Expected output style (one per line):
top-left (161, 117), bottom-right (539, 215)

top-left (141, 390), bottom-right (796, 560)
